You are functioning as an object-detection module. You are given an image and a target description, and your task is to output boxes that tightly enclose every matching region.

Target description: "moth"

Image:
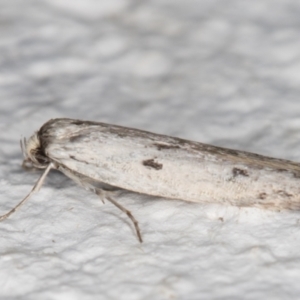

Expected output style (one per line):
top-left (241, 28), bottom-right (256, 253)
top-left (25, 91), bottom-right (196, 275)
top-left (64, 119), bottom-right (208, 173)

top-left (1, 118), bottom-right (300, 242)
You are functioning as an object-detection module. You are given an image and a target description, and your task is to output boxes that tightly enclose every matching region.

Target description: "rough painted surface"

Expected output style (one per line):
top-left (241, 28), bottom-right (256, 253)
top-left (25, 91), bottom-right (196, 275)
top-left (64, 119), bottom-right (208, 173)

top-left (1, 1), bottom-right (300, 299)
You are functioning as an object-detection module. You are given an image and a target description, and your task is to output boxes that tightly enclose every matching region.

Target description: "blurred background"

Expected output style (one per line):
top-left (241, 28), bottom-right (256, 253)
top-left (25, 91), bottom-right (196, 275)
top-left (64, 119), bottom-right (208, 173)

top-left (1, 1), bottom-right (300, 299)
top-left (2, 0), bottom-right (300, 156)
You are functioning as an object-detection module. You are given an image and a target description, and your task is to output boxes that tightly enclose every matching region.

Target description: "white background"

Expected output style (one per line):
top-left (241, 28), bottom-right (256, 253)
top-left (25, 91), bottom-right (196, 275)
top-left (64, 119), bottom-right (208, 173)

top-left (1, 1), bottom-right (300, 299)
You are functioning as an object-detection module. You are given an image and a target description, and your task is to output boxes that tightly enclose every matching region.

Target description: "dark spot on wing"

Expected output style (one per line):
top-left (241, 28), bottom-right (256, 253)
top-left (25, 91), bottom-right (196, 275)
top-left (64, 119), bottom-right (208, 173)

top-left (153, 142), bottom-right (181, 151)
top-left (224, 149), bottom-right (240, 156)
top-left (258, 192), bottom-right (267, 199)
top-left (293, 171), bottom-right (300, 178)
top-left (232, 168), bottom-right (249, 177)
top-left (69, 155), bottom-right (80, 161)
top-left (276, 190), bottom-right (293, 198)
top-left (71, 120), bottom-right (87, 125)
top-left (276, 168), bottom-right (288, 173)
top-left (142, 159), bottom-right (163, 170)
top-left (69, 134), bottom-right (85, 143)
top-left (69, 155), bottom-right (88, 164)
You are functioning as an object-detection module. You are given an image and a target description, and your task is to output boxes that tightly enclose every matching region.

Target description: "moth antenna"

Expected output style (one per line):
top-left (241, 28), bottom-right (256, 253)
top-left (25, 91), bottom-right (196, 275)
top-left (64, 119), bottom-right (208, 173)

top-left (0, 163), bottom-right (53, 222)
top-left (20, 137), bottom-right (26, 159)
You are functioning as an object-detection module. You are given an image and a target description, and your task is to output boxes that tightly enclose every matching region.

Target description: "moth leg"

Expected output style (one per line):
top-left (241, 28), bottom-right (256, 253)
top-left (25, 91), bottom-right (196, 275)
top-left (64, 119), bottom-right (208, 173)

top-left (99, 196), bottom-right (105, 204)
top-left (0, 163), bottom-right (53, 221)
top-left (94, 188), bottom-right (143, 243)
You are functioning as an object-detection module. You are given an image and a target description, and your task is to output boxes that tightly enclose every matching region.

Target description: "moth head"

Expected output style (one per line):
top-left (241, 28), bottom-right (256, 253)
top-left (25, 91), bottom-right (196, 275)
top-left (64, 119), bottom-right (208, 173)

top-left (21, 132), bottom-right (49, 169)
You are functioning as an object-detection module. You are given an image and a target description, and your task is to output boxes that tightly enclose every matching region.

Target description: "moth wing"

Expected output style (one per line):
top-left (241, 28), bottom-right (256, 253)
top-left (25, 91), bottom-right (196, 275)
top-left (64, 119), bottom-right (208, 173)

top-left (41, 119), bottom-right (300, 208)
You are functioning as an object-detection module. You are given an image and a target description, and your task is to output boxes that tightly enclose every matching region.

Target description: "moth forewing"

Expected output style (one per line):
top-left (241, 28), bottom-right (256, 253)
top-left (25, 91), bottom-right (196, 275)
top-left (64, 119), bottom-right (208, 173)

top-left (1, 118), bottom-right (300, 243)
top-left (45, 119), bottom-right (300, 210)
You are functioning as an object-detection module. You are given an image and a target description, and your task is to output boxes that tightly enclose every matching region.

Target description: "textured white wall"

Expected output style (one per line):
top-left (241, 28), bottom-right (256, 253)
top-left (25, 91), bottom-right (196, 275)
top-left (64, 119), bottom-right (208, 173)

top-left (1, 1), bottom-right (300, 299)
